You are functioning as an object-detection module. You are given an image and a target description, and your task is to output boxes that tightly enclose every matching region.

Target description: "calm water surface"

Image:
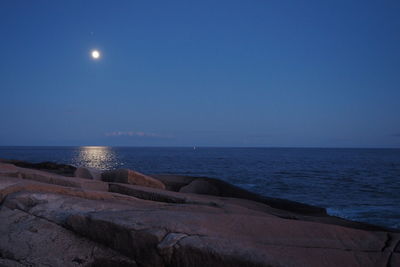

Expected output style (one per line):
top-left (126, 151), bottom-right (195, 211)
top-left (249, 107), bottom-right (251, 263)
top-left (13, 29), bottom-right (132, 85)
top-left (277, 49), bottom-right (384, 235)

top-left (1, 146), bottom-right (399, 229)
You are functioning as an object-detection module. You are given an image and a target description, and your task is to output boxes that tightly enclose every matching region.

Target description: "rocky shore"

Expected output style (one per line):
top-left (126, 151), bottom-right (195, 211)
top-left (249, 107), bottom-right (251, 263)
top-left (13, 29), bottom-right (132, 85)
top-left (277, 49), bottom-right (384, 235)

top-left (0, 159), bottom-right (399, 267)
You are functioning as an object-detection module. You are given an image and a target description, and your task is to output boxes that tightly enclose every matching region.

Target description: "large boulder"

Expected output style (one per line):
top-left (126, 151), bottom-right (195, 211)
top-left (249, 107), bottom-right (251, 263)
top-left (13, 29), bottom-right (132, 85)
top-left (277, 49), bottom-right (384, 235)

top-left (159, 174), bottom-right (326, 216)
top-left (102, 169), bottom-right (165, 190)
top-left (74, 167), bottom-right (102, 180)
top-left (150, 174), bottom-right (195, 191)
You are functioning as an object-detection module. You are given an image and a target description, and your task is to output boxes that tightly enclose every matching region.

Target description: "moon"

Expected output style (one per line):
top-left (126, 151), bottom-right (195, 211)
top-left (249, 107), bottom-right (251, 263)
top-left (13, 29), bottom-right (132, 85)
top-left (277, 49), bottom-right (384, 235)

top-left (91, 50), bottom-right (101, 59)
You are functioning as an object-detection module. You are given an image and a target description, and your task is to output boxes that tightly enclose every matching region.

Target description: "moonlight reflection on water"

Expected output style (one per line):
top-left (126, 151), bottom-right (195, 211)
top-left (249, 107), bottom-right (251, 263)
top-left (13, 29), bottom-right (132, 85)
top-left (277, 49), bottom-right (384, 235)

top-left (72, 146), bottom-right (118, 170)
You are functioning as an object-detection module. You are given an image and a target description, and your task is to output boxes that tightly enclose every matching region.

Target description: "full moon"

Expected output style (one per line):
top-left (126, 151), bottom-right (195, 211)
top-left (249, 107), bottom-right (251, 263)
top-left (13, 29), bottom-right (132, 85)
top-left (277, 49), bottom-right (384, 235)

top-left (91, 50), bottom-right (100, 59)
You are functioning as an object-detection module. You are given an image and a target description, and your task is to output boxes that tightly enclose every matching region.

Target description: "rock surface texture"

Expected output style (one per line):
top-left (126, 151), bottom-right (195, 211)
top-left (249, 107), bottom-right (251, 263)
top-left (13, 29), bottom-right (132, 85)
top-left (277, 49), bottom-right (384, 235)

top-left (0, 161), bottom-right (399, 267)
top-left (102, 169), bottom-right (165, 190)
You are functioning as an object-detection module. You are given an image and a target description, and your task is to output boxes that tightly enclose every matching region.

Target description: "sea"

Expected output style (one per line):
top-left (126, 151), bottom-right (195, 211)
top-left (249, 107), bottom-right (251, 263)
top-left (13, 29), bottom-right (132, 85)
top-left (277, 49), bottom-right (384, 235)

top-left (1, 146), bottom-right (399, 230)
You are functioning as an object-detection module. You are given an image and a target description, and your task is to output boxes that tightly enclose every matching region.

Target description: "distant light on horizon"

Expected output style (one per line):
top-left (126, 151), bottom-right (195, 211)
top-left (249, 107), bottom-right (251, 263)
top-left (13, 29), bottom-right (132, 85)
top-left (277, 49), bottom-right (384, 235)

top-left (91, 49), bottom-right (101, 60)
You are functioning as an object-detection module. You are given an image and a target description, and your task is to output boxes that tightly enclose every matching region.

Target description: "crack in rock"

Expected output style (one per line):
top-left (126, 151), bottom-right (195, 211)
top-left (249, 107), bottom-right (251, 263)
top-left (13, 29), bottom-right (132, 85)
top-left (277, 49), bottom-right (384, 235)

top-left (157, 232), bottom-right (188, 264)
top-left (387, 238), bottom-right (400, 267)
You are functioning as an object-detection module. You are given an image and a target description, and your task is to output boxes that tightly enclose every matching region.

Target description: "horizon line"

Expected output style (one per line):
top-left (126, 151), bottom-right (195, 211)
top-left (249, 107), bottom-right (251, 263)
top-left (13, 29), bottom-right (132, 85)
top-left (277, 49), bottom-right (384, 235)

top-left (0, 145), bottom-right (399, 149)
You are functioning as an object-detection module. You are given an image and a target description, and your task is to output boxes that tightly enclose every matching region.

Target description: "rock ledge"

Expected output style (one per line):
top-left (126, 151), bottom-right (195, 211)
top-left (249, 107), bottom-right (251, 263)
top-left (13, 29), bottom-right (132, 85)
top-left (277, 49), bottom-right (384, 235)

top-left (0, 160), bottom-right (398, 267)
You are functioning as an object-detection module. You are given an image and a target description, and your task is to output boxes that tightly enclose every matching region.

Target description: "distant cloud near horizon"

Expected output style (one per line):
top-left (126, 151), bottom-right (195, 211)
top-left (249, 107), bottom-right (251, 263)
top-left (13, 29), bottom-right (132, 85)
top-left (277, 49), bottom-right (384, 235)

top-left (105, 131), bottom-right (173, 138)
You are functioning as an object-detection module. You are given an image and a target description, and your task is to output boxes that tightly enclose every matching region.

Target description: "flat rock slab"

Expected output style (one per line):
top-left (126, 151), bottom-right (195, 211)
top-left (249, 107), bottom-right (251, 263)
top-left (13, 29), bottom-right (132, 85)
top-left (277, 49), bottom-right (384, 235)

top-left (2, 189), bottom-right (396, 267)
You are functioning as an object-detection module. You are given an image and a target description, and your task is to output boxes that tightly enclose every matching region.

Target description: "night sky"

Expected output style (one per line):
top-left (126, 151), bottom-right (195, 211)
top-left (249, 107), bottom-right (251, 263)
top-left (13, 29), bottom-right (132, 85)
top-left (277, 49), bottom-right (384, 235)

top-left (1, 1), bottom-right (399, 147)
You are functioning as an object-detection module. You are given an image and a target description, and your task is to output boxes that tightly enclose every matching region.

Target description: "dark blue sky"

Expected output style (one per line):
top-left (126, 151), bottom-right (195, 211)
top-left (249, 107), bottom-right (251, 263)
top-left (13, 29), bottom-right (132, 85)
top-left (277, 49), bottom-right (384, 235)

top-left (1, 1), bottom-right (399, 147)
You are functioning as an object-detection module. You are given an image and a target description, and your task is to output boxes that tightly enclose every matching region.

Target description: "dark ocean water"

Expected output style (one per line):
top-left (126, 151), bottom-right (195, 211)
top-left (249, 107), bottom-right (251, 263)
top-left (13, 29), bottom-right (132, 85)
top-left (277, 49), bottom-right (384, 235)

top-left (1, 146), bottom-right (399, 229)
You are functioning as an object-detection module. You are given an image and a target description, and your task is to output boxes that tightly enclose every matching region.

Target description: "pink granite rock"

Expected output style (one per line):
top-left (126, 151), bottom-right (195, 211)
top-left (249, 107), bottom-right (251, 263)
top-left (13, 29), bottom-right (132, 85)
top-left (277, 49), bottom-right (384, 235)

top-left (0, 163), bottom-right (108, 191)
top-left (74, 167), bottom-right (102, 180)
top-left (0, 161), bottom-right (398, 267)
top-left (102, 168), bottom-right (166, 189)
top-left (179, 179), bottom-right (220, 195)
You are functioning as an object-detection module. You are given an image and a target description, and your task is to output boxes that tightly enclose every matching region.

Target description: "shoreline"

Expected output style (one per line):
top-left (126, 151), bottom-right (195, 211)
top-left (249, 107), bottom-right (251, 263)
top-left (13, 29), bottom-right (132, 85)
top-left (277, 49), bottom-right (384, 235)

top-left (0, 159), bottom-right (399, 266)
